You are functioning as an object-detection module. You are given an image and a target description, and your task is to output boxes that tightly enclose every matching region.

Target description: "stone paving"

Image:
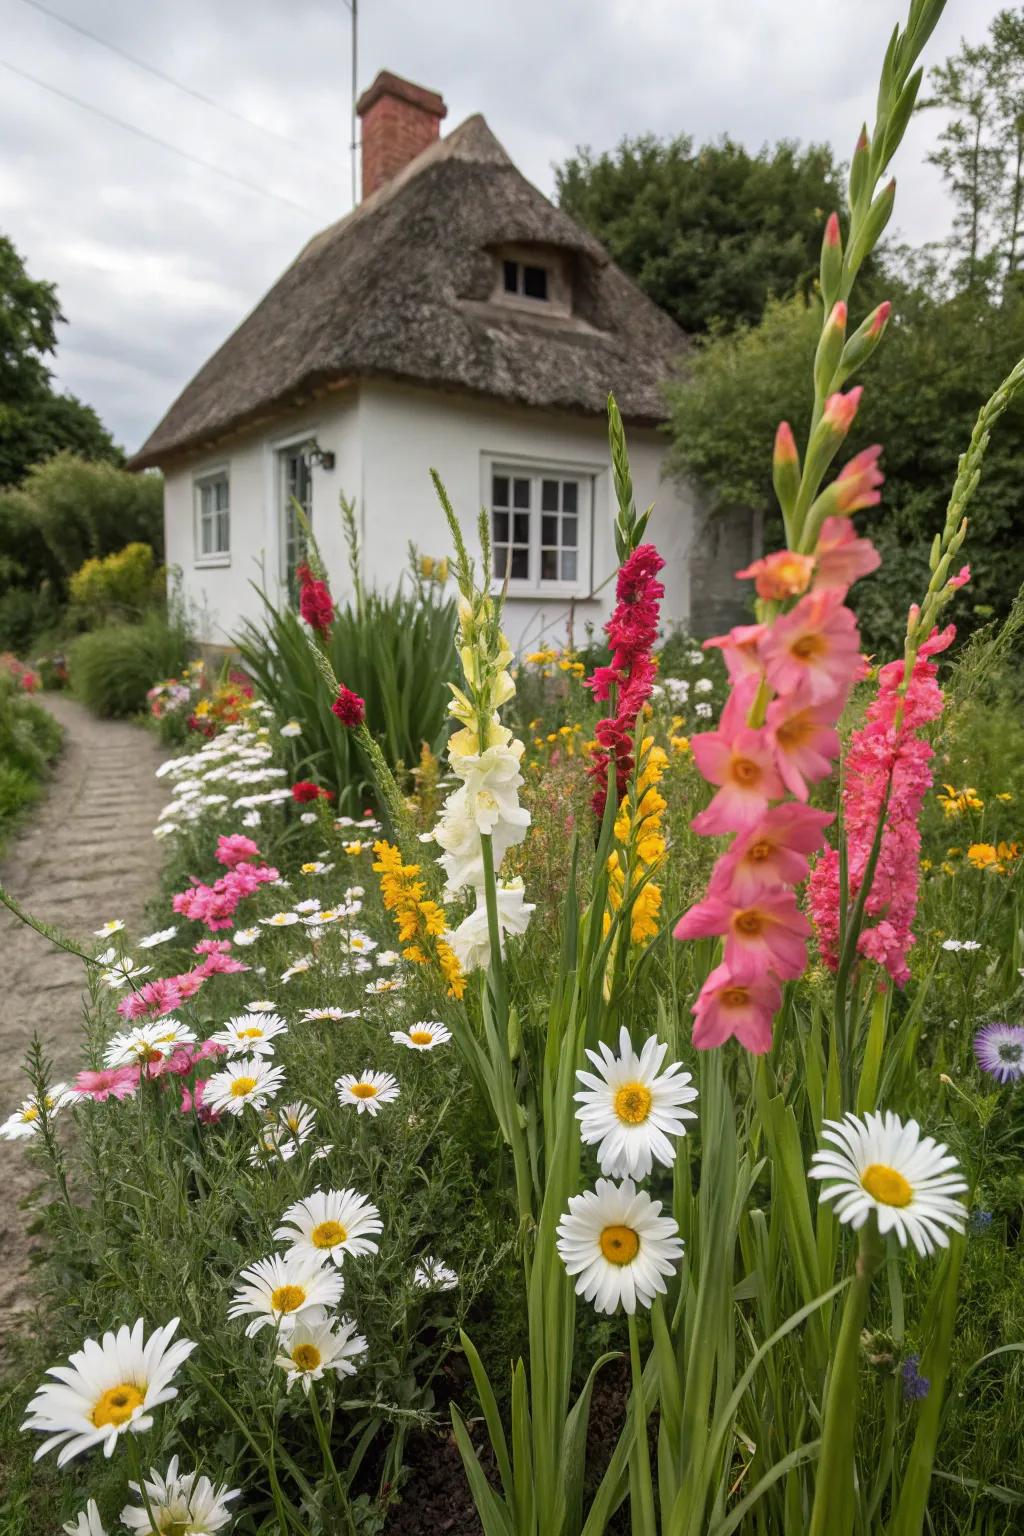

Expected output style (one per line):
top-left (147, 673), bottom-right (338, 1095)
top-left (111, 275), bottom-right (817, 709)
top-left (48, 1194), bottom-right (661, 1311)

top-left (0, 694), bottom-right (168, 1363)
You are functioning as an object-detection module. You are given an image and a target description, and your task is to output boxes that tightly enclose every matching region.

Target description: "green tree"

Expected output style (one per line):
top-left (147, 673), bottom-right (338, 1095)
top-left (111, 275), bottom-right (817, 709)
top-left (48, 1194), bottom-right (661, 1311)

top-left (0, 235), bottom-right (122, 486)
top-left (555, 134), bottom-right (847, 333)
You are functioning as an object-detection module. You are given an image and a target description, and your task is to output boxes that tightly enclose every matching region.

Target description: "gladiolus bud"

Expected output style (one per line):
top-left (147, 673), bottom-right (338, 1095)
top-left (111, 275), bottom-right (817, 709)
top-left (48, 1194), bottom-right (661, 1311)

top-left (847, 179), bottom-right (895, 282)
top-left (947, 564), bottom-right (971, 591)
top-left (869, 300), bottom-right (892, 337)
top-left (835, 445), bottom-right (884, 512)
top-left (820, 213), bottom-right (843, 308)
top-left (849, 125), bottom-right (871, 209)
top-left (772, 422), bottom-right (801, 520)
top-left (814, 301), bottom-right (849, 398)
top-left (836, 300), bottom-right (893, 386)
top-left (823, 387), bottom-right (863, 436)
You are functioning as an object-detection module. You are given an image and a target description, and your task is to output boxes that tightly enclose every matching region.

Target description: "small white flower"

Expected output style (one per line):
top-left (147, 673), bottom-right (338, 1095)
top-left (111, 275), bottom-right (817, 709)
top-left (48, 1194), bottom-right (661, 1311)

top-left (204, 1057), bottom-right (286, 1116)
top-left (300, 811), bottom-right (318, 824)
top-left (376, 949), bottom-right (400, 968)
top-left (262, 912), bottom-right (300, 928)
top-left (233, 926), bottom-right (261, 946)
top-left (63, 1499), bottom-right (107, 1536)
top-left (413, 1256), bottom-right (459, 1291)
top-left (246, 999), bottom-right (278, 1012)
top-left (228, 1252), bottom-right (344, 1337)
top-left (1, 1083), bottom-right (74, 1141)
top-left (282, 958), bottom-right (312, 983)
top-left (93, 919), bottom-right (125, 937)
top-left (557, 1178), bottom-right (684, 1315)
top-left (295, 898), bottom-right (321, 914)
top-left (575, 1028), bottom-right (698, 1180)
top-left (100, 958), bottom-right (152, 990)
top-left (276, 1187), bottom-right (383, 1266)
top-left (941, 939), bottom-right (982, 952)
top-left (276, 1316), bottom-right (367, 1394)
top-left (300, 860), bottom-right (334, 876)
top-left (103, 1022), bottom-right (195, 1070)
top-left (121, 1455), bottom-right (239, 1534)
top-left (336, 1070), bottom-right (400, 1116)
top-left (365, 976), bottom-right (405, 995)
top-left (280, 720), bottom-right (303, 738)
top-left (391, 1021), bottom-right (452, 1052)
top-left (694, 677), bottom-right (714, 694)
top-left (302, 1007), bottom-right (359, 1022)
top-left (211, 1013), bottom-right (288, 1057)
top-left (344, 931), bottom-right (377, 955)
top-left (136, 927), bottom-right (178, 950)
top-left (694, 701), bottom-right (713, 719)
top-left (22, 1317), bottom-right (196, 1465)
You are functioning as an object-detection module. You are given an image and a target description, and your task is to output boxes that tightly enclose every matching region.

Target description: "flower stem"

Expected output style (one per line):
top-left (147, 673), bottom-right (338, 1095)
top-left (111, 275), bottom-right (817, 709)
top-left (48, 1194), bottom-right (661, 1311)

top-left (627, 1312), bottom-right (656, 1536)
top-left (310, 1383), bottom-right (358, 1536)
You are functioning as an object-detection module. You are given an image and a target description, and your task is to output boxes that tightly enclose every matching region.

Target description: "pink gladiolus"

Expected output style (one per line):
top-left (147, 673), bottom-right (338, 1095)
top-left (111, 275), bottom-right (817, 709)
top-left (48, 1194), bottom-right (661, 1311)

top-left (822, 386), bottom-right (863, 436)
top-left (673, 888), bottom-right (810, 983)
top-left (735, 549), bottom-right (815, 602)
top-left (709, 803), bottom-right (834, 904)
top-left (215, 834), bottom-right (262, 870)
top-left (766, 692), bottom-right (842, 799)
top-left (813, 517), bottom-right (882, 591)
top-left (834, 445), bottom-right (884, 513)
top-left (760, 590), bottom-right (862, 705)
top-left (703, 623), bottom-right (767, 685)
top-left (824, 212), bottom-right (841, 249)
top-left (690, 685), bottom-right (785, 835)
top-left (948, 564), bottom-right (971, 590)
top-left (72, 1065), bottom-right (140, 1102)
top-left (691, 963), bottom-right (783, 1054)
top-left (869, 300), bottom-right (892, 336)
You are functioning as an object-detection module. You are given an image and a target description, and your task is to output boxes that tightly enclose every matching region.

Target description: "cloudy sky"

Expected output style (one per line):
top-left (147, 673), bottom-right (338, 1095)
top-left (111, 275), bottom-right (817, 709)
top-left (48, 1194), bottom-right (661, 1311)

top-left (0, 0), bottom-right (1004, 453)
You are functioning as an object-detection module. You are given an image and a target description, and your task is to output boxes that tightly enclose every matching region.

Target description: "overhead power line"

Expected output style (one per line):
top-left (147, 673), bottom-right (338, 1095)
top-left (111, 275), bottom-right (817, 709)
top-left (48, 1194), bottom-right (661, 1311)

top-left (1, 58), bottom-right (321, 218)
top-left (18, 0), bottom-right (323, 159)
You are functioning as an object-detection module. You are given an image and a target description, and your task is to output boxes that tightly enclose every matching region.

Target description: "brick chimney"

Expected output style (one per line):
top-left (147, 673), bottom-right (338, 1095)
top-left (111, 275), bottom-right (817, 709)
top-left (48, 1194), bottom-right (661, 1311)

top-left (356, 71), bottom-right (447, 199)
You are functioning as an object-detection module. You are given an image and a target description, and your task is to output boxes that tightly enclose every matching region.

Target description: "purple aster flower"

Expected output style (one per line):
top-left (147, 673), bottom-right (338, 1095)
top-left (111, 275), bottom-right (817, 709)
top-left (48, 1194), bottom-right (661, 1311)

top-left (973, 1023), bottom-right (1024, 1084)
top-left (901, 1354), bottom-right (930, 1402)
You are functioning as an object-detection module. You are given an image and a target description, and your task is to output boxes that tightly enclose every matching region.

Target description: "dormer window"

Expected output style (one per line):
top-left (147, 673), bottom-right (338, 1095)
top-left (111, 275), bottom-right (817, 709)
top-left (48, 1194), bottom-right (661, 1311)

top-left (493, 245), bottom-right (571, 316)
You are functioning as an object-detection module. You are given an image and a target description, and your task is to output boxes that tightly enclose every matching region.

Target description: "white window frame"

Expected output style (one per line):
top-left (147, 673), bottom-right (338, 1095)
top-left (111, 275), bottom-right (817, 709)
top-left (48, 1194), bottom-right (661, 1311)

top-left (193, 466), bottom-right (230, 567)
top-left (272, 433), bottom-right (318, 600)
top-left (482, 456), bottom-right (595, 599)
top-left (492, 246), bottom-right (572, 317)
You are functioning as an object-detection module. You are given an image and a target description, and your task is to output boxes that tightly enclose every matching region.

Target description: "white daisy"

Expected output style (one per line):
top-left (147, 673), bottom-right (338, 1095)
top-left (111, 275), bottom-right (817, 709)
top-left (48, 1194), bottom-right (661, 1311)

top-left (300, 861), bottom-right (334, 876)
top-left (302, 1007), bottom-right (360, 1023)
top-left (365, 977), bottom-right (405, 995)
top-left (345, 886), bottom-right (365, 900)
top-left (808, 1110), bottom-right (969, 1256)
top-left (280, 720), bottom-right (303, 738)
top-left (204, 1057), bottom-right (286, 1117)
top-left (306, 907), bottom-right (342, 925)
top-left (336, 1070), bottom-right (400, 1116)
top-left (233, 927), bottom-right (261, 947)
top-left (940, 939), bottom-right (982, 952)
top-left (121, 1455), bottom-right (239, 1534)
top-left (343, 931), bottom-right (377, 955)
top-left (241, 809), bottom-right (262, 828)
top-left (1, 1083), bottom-right (73, 1141)
top-left (136, 927), bottom-right (178, 950)
top-left (246, 999), bottom-right (278, 1012)
top-left (63, 1500), bottom-right (107, 1536)
top-left (275, 1316), bottom-right (367, 1395)
top-left (277, 1101), bottom-right (318, 1142)
top-left (376, 950), bottom-right (400, 968)
top-left (100, 958), bottom-right (153, 989)
top-left (103, 1021), bottom-right (195, 1069)
top-left (295, 898), bottom-right (321, 914)
top-left (262, 912), bottom-right (300, 928)
top-left (21, 1317), bottom-right (196, 1465)
top-left (93, 919), bottom-right (125, 937)
top-left (391, 1021), bottom-right (452, 1052)
top-left (276, 1187), bottom-right (383, 1267)
top-left (556, 1177), bottom-right (684, 1315)
top-left (575, 1028), bottom-right (698, 1180)
top-left (248, 1126), bottom-right (300, 1166)
top-left (282, 959), bottom-right (313, 983)
top-left (210, 1013), bottom-right (288, 1057)
top-left (413, 1256), bottom-right (459, 1291)
top-left (228, 1252), bottom-right (344, 1337)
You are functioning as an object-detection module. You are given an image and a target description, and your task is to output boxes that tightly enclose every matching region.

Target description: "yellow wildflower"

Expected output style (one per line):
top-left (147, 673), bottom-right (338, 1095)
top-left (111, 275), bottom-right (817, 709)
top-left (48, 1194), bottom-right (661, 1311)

top-left (937, 785), bottom-right (984, 816)
top-left (371, 841), bottom-right (465, 999)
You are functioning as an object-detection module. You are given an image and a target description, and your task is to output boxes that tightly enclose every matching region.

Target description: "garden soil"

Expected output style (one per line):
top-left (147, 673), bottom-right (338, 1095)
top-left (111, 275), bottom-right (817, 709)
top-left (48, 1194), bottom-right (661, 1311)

top-left (0, 694), bottom-right (169, 1370)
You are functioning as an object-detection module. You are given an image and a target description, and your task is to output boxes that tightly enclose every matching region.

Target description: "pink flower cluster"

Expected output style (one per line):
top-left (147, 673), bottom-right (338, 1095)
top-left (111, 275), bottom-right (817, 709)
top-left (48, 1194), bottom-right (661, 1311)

top-left (674, 427), bottom-right (882, 1054)
top-left (73, 1039), bottom-right (227, 1122)
top-left (172, 859), bottom-right (279, 931)
top-left (215, 833), bottom-right (262, 869)
top-left (586, 543), bottom-right (665, 819)
top-left (808, 625), bottom-right (954, 986)
top-left (116, 947), bottom-right (249, 1021)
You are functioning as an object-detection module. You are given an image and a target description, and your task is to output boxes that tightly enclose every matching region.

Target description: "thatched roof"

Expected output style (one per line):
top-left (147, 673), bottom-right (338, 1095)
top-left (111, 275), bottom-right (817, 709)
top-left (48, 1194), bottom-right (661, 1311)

top-left (131, 114), bottom-right (687, 468)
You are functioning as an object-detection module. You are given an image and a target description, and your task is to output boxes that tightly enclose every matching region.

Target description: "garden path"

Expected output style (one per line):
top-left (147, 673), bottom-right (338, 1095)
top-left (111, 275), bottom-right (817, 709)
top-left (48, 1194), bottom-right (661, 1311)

top-left (0, 695), bottom-right (168, 1367)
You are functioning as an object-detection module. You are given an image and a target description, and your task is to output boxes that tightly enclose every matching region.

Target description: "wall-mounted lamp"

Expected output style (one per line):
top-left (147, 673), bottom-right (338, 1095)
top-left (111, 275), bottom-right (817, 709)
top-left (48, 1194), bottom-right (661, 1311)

top-left (306, 441), bottom-right (336, 471)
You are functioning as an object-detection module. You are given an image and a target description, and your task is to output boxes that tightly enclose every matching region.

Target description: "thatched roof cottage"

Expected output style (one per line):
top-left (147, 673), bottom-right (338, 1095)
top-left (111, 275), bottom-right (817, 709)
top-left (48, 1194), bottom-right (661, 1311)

top-left (133, 71), bottom-right (747, 649)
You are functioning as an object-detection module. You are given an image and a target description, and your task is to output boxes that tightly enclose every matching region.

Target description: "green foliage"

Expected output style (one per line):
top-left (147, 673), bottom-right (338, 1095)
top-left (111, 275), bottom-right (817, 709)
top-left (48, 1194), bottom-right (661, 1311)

top-left (68, 612), bottom-right (192, 719)
top-left (0, 675), bottom-right (62, 851)
top-left (235, 578), bottom-right (458, 814)
top-left (555, 135), bottom-right (854, 334)
top-left (68, 541), bottom-right (164, 623)
top-left (0, 235), bottom-right (121, 488)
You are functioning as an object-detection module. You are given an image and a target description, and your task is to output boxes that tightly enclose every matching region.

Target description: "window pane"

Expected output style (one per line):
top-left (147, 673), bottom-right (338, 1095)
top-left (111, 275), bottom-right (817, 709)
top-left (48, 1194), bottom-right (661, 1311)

top-left (562, 480), bottom-right (578, 513)
top-left (523, 265), bottom-right (548, 300)
top-left (512, 477), bottom-right (530, 509)
top-left (510, 547), bottom-right (529, 579)
top-left (217, 509), bottom-right (230, 553)
top-left (493, 510), bottom-right (509, 542)
top-left (493, 545), bottom-right (510, 580)
top-left (541, 514), bottom-right (558, 546)
top-left (541, 478), bottom-right (559, 512)
top-left (541, 549), bottom-right (558, 580)
top-left (561, 515), bottom-right (577, 547)
top-left (513, 512), bottom-right (530, 544)
top-left (216, 479), bottom-right (229, 511)
top-left (503, 260), bottom-right (518, 294)
top-left (492, 474), bottom-right (509, 506)
top-left (201, 515), bottom-right (212, 555)
top-left (561, 550), bottom-right (577, 582)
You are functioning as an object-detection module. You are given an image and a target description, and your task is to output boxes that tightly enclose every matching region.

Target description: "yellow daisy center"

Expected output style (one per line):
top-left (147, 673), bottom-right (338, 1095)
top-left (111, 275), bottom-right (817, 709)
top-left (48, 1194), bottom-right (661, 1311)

top-left (271, 1284), bottom-right (307, 1314)
top-left (599, 1225), bottom-right (640, 1265)
top-left (311, 1220), bottom-right (347, 1249)
top-left (92, 1381), bottom-right (144, 1428)
top-left (614, 1082), bottom-right (652, 1125)
top-left (861, 1163), bottom-right (913, 1207)
top-left (291, 1343), bottom-right (322, 1372)
top-left (20, 1106), bottom-right (39, 1122)
top-left (231, 1076), bottom-right (258, 1098)
top-left (409, 1029), bottom-right (435, 1046)
top-left (351, 1082), bottom-right (378, 1099)
top-left (237, 1027), bottom-right (264, 1039)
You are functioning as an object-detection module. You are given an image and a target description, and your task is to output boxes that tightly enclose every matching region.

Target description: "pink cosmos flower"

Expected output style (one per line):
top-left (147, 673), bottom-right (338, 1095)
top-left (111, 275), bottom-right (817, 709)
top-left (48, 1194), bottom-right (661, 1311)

top-left (193, 952), bottom-right (249, 977)
top-left (691, 963), bottom-right (783, 1054)
top-left (766, 692), bottom-right (842, 799)
top-left (175, 973), bottom-right (205, 1001)
top-left (834, 445), bottom-right (884, 513)
top-left (117, 976), bottom-right (183, 1021)
top-left (812, 517), bottom-right (881, 592)
top-left (215, 834), bottom-right (262, 870)
top-left (760, 590), bottom-right (862, 705)
top-left (180, 1077), bottom-right (220, 1123)
top-left (735, 549), bottom-right (815, 602)
top-left (193, 939), bottom-right (232, 956)
top-left (708, 803), bottom-right (834, 904)
top-left (72, 1065), bottom-right (140, 1102)
top-left (673, 888), bottom-right (810, 982)
top-left (690, 683), bottom-right (785, 835)
top-left (703, 623), bottom-right (766, 685)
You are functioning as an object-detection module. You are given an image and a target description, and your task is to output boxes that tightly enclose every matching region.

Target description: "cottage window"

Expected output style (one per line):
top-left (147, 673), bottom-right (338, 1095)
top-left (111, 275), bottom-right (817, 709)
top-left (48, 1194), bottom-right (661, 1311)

top-left (493, 247), bottom-right (570, 315)
top-left (490, 466), bottom-right (590, 594)
top-left (195, 471), bottom-right (230, 562)
top-left (503, 259), bottom-right (549, 302)
top-left (279, 445), bottom-right (313, 604)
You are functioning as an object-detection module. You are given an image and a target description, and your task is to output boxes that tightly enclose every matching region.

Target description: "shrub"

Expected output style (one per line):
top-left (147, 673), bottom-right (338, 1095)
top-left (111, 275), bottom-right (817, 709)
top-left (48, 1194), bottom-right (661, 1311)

top-left (68, 541), bottom-right (163, 624)
top-left (0, 585), bottom-right (60, 652)
top-left (0, 674), bottom-right (62, 849)
top-left (68, 612), bottom-right (193, 718)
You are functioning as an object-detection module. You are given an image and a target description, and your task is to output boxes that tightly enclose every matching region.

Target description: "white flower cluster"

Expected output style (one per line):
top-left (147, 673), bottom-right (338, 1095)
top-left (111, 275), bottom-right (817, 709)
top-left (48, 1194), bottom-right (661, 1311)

top-left (154, 713), bottom-right (291, 838)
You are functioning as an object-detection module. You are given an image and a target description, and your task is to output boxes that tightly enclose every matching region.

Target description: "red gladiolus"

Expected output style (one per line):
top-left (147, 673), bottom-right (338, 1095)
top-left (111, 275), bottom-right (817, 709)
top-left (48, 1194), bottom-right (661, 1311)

top-left (332, 684), bottom-right (366, 728)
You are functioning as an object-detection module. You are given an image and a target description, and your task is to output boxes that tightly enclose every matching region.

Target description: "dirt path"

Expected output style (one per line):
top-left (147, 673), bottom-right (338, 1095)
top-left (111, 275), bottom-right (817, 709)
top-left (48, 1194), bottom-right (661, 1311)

top-left (0, 694), bottom-right (169, 1365)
